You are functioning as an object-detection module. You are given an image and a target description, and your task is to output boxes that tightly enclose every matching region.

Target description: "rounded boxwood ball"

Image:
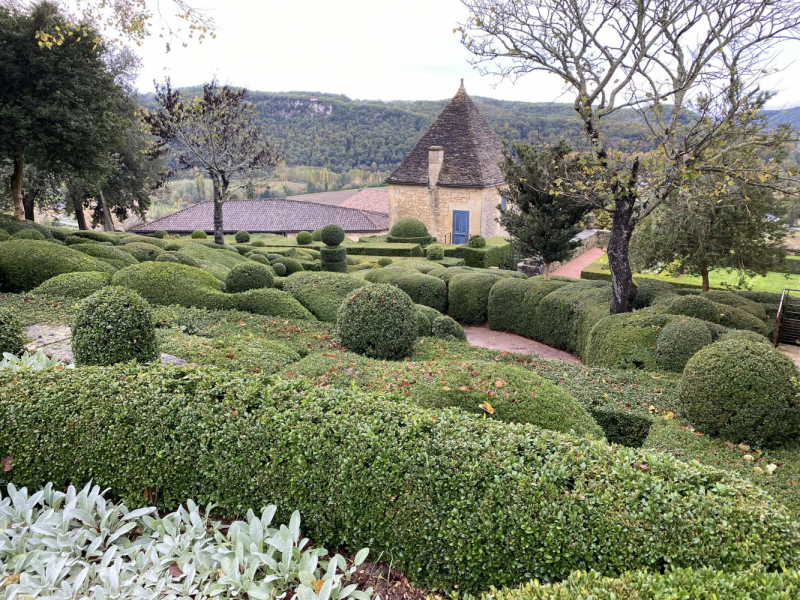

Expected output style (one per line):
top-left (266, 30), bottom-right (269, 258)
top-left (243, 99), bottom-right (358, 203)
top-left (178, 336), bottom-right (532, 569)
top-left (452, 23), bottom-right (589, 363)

top-left (191, 230), bottom-right (207, 240)
top-left (337, 283), bottom-right (417, 359)
top-left (297, 231), bottom-right (313, 245)
top-left (155, 253), bottom-right (179, 263)
top-left (311, 227), bottom-right (323, 242)
top-left (226, 262), bottom-right (274, 293)
top-left (427, 245), bottom-right (445, 261)
top-left (655, 317), bottom-right (713, 372)
top-left (719, 329), bottom-right (769, 345)
top-left (0, 229), bottom-right (10, 242)
top-left (679, 339), bottom-right (800, 447)
top-left (432, 315), bottom-right (467, 341)
top-left (272, 262), bottom-right (287, 276)
top-left (390, 218), bottom-right (429, 239)
top-left (72, 287), bottom-right (159, 366)
top-left (667, 295), bottom-right (720, 323)
top-left (154, 230), bottom-right (168, 239)
top-left (165, 242), bottom-right (181, 251)
top-left (321, 224), bottom-right (345, 247)
top-left (468, 234), bottom-right (486, 248)
top-left (13, 229), bottom-right (45, 240)
top-left (0, 306), bottom-right (24, 356)
top-left (377, 257), bottom-right (393, 267)
top-left (235, 230), bottom-right (251, 243)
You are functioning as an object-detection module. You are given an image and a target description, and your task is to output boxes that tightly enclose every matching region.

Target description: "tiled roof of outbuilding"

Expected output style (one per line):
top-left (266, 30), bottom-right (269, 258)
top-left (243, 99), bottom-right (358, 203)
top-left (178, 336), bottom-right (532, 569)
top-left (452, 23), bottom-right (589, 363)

top-left (134, 199), bottom-right (389, 234)
top-left (385, 83), bottom-right (505, 188)
top-left (339, 188), bottom-right (389, 213)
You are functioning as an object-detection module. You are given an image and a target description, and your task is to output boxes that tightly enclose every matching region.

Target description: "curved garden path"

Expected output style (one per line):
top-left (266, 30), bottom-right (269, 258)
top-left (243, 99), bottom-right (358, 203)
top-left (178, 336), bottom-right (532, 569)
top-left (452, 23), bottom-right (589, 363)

top-left (462, 324), bottom-right (581, 364)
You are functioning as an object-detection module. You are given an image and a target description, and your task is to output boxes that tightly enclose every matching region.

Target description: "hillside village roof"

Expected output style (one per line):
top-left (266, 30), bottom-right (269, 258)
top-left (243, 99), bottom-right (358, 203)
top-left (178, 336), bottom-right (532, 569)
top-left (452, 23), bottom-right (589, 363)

top-left (339, 188), bottom-right (389, 213)
top-left (134, 199), bottom-right (389, 234)
top-left (385, 82), bottom-right (505, 188)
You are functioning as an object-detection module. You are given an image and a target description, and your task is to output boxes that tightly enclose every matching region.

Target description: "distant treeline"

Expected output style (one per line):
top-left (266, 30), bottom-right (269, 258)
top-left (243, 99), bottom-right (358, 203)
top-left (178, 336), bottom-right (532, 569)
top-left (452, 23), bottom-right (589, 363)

top-left (139, 89), bottom-right (800, 174)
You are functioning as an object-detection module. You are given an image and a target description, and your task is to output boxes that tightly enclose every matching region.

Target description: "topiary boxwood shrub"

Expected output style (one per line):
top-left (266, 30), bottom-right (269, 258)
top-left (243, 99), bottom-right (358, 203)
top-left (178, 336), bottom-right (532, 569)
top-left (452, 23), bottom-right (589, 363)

top-left (71, 230), bottom-right (120, 244)
top-left (585, 310), bottom-right (669, 371)
top-left (235, 230), bottom-right (251, 243)
top-left (119, 242), bottom-right (166, 262)
top-left (431, 315), bottom-right (466, 341)
top-left (271, 256), bottom-right (305, 276)
top-left (191, 230), bottom-right (208, 239)
top-left (272, 262), bottom-right (287, 277)
top-left (72, 287), bottom-right (159, 366)
top-left (32, 271), bottom-right (112, 299)
top-left (467, 234), bottom-right (486, 248)
top-left (320, 224), bottom-right (345, 247)
top-left (655, 317), bottom-right (713, 372)
top-left (225, 262), bottom-right (274, 293)
top-left (387, 217), bottom-right (435, 245)
top-left (222, 288), bottom-right (315, 320)
top-left (447, 272), bottom-right (502, 324)
top-left (665, 295), bottom-right (719, 323)
top-left (251, 240), bottom-right (266, 248)
top-left (296, 231), bottom-right (313, 245)
top-left (0, 229), bottom-right (9, 242)
top-left (377, 257), bottom-right (393, 267)
top-left (72, 243), bottom-right (139, 270)
top-left (535, 281), bottom-right (612, 355)
top-left (164, 242), bottom-right (181, 251)
top-left (0, 214), bottom-right (52, 239)
top-left (426, 245), bottom-right (444, 261)
top-left (120, 235), bottom-right (169, 249)
top-left (714, 303), bottom-right (768, 336)
top-left (632, 278), bottom-right (679, 309)
top-left (45, 226), bottom-right (70, 241)
top-left (680, 338), bottom-right (800, 447)
top-left (0, 306), bottom-right (24, 357)
top-left (364, 267), bottom-right (447, 313)
top-left (3, 368), bottom-right (800, 593)
top-left (702, 290), bottom-right (767, 321)
top-left (416, 304), bottom-right (443, 336)
top-left (154, 253), bottom-right (180, 264)
top-left (111, 261), bottom-right (226, 309)
top-left (13, 229), bottom-right (45, 240)
top-left (154, 230), bottom-right (168, 239)
top-left (718, 329), bottom-right (769, 344)
top-left (283, 271), bottom-right (367, 322)
top-left (337, 284), bottom-right (417, 359)
top-left (0, 240), bottom-right (116, 293)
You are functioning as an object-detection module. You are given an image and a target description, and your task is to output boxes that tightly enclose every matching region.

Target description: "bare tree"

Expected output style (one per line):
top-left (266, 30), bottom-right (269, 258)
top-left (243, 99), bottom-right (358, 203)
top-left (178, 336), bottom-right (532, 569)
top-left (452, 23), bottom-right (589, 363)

top-left (459, 0), bottom-right (800, 312)
top-left (142, 79), bottom-right (281, 244)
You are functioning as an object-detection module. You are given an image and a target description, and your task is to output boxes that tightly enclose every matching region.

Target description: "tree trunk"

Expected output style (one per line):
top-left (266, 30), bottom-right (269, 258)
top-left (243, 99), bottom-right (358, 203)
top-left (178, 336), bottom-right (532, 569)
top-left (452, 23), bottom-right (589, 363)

top-left (607, 200), bottom-right (638, 314)
top-left (98, 190), bottom-right (114, 231)
top-left (22, 193), bottom-right (35, 221)
top-left (212, 174), bottom-right (225, 245)
top-left (543, 262), bottom-right (551, 281)
top-left (701, 266), bottom-right (710, 293)
top-left (12, 147), bottom-right (24, 221)
top-left (73, 199), bottom-right (88, 230)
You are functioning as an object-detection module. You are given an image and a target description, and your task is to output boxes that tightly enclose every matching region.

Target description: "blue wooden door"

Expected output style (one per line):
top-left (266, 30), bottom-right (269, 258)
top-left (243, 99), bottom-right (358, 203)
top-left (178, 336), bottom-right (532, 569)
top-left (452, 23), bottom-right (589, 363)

top-left (452, 210), bottom-right (470, 244)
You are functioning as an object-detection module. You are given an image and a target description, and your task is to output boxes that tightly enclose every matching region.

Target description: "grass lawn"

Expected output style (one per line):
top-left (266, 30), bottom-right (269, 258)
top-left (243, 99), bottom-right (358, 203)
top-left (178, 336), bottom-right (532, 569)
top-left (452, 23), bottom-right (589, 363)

top-left (582, 252), bottom-right (800, 293)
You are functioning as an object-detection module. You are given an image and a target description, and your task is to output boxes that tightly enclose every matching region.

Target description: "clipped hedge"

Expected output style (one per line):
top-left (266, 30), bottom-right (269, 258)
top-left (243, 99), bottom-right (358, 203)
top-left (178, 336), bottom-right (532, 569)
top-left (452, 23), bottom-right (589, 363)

top-left (13, 229), bottom-right (45, 240)
top-left (345, 243), bottom-right (423, 257)
top-left (680, 339), bottom-right (800, 447)
top-left (111, 261), bottom-right (225, 309)
top-left (714, 303), bottom-right (769, 336)
top-left (487, 278), bottom-right (570, 339)
top-left (283, 271), bottom-right (367, 322)
top-left (72, 287), bottom-right (159, 366)
top-left (320, 224), bottom-right (345, 247)
top-left (45, 226), bottom-right (70, 241)
top-left (448, 272), bottom-right (502, 324)
top-left (0, 215), bottom-right (52, 239)
top-left (0, 240), bottom-right (116, 293)
top-left (223, 288), bottom-right (315, 320)
top-left (225, 262), bottom-right (274, 293)
top-left (3, 368), bottom-right (800, 592)
top-left (32, 271), bottom-right (112, 299)
top-left (296, 231), bottom-right (313, 245)
top-left (632, 278), bottom-right (679, 309)
top-left (191, 230), bottom-right (207, 239)
top-left (443, 238), bottom-right (511, 268)
top-left (665, 295), bottom-right (719, 323)
top-left (389, 217), bottom-right (429, 239)
top-left (703, 290), bottom-right (767, 321)
top-left (535, 281), bottom-right (612, 355)
top-left (0, 229), bottom-right (9, 242)
top-left (0, 306), bottom-right (24, 356)
top-left (72, 230), bottom-right (120, 244)
top-left (416, 304), bottom-right (443, 336)
top-left (655, 318), bottom-right (713, 372)
top-left (426, 245), bottom-right (444, 261)
top-left (364, 267), bottom-right (447, 313)
top-left (271, 256), bottom-right (305, 276)
top-left (235, 230), bottom-right (250, 243)
top-left (72, 243), bottom-right (139, 270)
top-left (337, 284), bottom-right (417, 359)
top-left (119, 241), bottom-right (166, 262)
top-left (431, 315), bottom-right (466, 341)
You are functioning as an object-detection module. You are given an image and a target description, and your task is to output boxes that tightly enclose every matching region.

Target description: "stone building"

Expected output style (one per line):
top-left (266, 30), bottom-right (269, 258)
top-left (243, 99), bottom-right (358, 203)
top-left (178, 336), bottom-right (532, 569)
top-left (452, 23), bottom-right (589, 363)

top-left (385, 81), bottom-right (506, 243)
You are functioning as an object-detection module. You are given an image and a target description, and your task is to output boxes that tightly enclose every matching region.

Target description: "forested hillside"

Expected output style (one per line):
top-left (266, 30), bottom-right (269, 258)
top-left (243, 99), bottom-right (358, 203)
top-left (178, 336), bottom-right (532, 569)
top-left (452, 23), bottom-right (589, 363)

top-left (141, 89), bottom-right (800, 173)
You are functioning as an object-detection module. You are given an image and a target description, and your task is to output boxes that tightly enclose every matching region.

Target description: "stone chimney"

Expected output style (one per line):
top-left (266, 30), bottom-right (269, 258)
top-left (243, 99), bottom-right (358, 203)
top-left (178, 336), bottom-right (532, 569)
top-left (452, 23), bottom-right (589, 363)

top-left (428, 146), bottom-right (444, 188)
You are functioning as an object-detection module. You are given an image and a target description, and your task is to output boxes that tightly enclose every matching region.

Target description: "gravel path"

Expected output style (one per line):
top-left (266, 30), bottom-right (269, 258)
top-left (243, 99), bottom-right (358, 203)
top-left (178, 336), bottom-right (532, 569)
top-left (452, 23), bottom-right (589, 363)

top-left (463, 324), bottom-right (581, 363)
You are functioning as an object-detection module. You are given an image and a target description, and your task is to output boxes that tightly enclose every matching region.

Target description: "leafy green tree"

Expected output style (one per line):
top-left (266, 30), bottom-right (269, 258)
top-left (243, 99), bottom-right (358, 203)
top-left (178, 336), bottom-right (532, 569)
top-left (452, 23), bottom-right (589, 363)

top-left (142, 79), bottom-right (281, 244)
top-left (499, 140), bottom-right (591, 280)
top-left (0, 2), bottom-right (126, 222)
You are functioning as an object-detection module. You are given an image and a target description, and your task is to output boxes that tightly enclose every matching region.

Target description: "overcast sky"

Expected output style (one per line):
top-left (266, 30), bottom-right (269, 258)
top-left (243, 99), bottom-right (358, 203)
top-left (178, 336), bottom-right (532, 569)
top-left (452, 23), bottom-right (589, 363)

top-left (132, 0), bottom-right (800, 109)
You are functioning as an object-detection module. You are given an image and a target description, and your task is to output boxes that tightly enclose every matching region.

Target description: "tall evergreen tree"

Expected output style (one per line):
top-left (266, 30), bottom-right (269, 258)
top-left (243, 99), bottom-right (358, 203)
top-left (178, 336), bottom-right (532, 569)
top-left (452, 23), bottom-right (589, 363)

top-left (499, 140), bottom-right (591, 280)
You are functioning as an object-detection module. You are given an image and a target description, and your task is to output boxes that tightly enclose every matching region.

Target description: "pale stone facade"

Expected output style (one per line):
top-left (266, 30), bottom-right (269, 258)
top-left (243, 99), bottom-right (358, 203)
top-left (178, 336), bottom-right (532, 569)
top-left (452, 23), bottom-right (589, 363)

top-left (388, 183), bottom-right (506, 242)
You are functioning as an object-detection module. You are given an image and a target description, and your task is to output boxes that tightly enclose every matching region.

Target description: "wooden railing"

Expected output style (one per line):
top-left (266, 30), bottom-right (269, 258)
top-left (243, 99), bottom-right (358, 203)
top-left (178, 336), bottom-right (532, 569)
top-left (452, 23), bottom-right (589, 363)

top-left (773, 289), bottom-right (800, 347)
top-left (773, 289), bottom-right (787, 346)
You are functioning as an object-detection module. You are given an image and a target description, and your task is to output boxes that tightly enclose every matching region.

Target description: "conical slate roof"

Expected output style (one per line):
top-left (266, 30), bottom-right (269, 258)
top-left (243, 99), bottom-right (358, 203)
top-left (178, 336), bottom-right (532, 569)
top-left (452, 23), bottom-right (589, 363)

top-left (385, 82), bottom-right (505, 188)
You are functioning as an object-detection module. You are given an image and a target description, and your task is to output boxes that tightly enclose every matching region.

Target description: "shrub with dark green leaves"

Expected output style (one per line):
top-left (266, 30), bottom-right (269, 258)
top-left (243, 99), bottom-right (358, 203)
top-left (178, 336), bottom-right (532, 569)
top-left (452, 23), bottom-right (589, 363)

top-left (65, 235), bottom-right (88, 245)
top-left (426, 245), bottom-right (444, 260)
top-left (226, 262), bottom-right (274, 293)
top-left (13, 229), bottom-right (45, 240)
top-left (45, 227), bottom-right (70, 241)
top-left (3, 368), bottom-right (800, 593)
top-left (585, 311), bottom-right (668, 371)
top-left (377, 257), bottom-right (393, 267)
top-left (248, 253), bottom-right (271, 266)
top-left (272, 262), bottom-right (287, 276)
top-left (154, 230), bottom-right (168, 239)
top-left (679, 339), bottom-right (800, 447)
top-left (655, 318), bottom-right (713, 372)
top-left (416, 304), bottom-right (442, 336)
top-left (632, 278), bottom-right (679, 309)
top-left (72, 230), bottom-right (120, 244)
top-left (32, 271), bottom-right (112, 299)
top-left (0, 229), bottom-right (9, 242)
top-left (164, 242), bottom-right (181, 251)
top-left (665, 295), bottom-right (719, 323)
top-left (72, 287), bottom-right (159, 366)
top-left (447, 272), bottom-right (502, 324)
top-left (191, 230), bottom-right (208, 239)
top-left (0, 306), bottom-right (24, 356)
top-left (251, 240), bottom-right (266, 248)
top-left (271, 256), bottom-right (304, 275)
top-left (389, 218), bottom-right (428, 239)
top-left (111, 261), bottom-right (226, 309)
top-left (364, 267), bottom-right (447, 313)
top-left (283, 271), bottom-right (366, 322)
top-left (337, 284), bottom-right (417, 359)
top-left (311, 227), bottom-right (323, 241)
top-left (154, 253), bottom-right (179, 264)
top-left (432, 315), bottom-right (466, 341)
top-left (536, 281), bottom-right (612, 355)
top-left (0, 240), bottom-right (116, 293)
top-left (223, 288), bottom-right (315, 320)
top-left (235, 230), bottom-right (251, 243)
top-left (467, 234), bottom-right (486, 248)
top-left (72, 243), bottom-right (139, 270)
top-left (703, 290), bottom-right (767, 321)
top-left (714, 303), bottom-right (768, 336)
top-left (296, 231), bottom-right (313, 245)
top-left (718, 329), bottom-right (769, 344)
top-left (589, 406), bottom-right (653, 448)
top-left (119, 242), bottom-right (166, 262)
top-left (0, 215), bottom-right (52, 239)
top-left (321, 224), bottom-right (345, 247)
